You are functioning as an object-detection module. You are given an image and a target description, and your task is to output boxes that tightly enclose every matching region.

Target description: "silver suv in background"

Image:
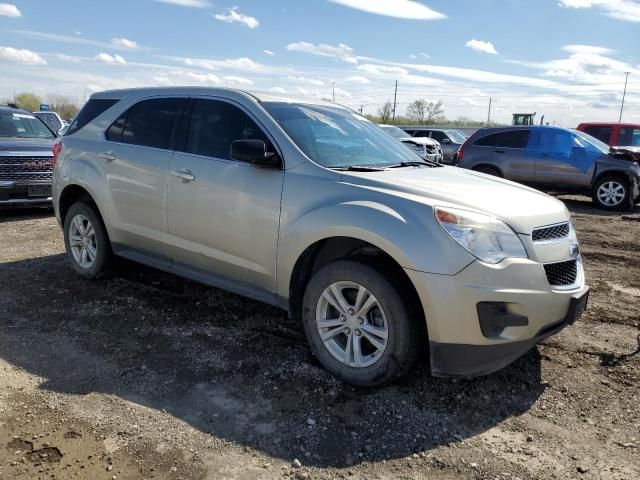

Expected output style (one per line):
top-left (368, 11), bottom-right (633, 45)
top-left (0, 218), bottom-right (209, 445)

top-left (399, 127), bottom-right (467, 164)
top-left (379, 124), bottom-right (443, 163)
top-left (457, 126), bottom-right (640, 211)
top-left (0, 105), bottom-right (56, 205)
top-left (53, 87), bottom-right (589, 386)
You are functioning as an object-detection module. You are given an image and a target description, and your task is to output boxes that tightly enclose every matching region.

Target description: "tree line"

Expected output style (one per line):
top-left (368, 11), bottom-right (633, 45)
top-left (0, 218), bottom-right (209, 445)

top-left (4, 92), bottom-right (80, 121)
top-left (371, 98), bottom-right (488, 127)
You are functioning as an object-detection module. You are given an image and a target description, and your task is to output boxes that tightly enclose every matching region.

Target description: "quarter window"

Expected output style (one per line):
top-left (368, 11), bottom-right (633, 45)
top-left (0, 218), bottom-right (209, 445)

top-left (186, 99), bottom-right (269, 160)
top-left (474, 130), bottom-right (530, 149)
top-left (106, 98), bottom-right (185, 149)
top-left (429, 131), bottom-right (447, 142)
top-left (67, 98), bottom-right (119, 136)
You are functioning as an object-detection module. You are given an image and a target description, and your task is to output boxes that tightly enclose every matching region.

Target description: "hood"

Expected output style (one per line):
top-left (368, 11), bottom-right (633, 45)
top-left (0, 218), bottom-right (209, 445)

top-left (0, 138), bottom-right (54, 156)
top-left (399, 136), bottom-right (439, 146)
top-left (345, 166), bottom-right (568, 234)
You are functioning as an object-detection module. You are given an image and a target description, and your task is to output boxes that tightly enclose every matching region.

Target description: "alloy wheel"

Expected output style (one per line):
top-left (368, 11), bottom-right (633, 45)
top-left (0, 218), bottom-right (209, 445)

top-left (597, 181), bottom-right (625, 207)
top-left (315, 281), bottom-right (389, 368)
top-left (68, 214), bottom-right (97, 268)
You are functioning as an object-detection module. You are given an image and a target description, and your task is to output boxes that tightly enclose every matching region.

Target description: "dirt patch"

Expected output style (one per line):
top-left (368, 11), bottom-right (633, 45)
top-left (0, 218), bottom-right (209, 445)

top-left (0, 199), bottom-right (639, 479)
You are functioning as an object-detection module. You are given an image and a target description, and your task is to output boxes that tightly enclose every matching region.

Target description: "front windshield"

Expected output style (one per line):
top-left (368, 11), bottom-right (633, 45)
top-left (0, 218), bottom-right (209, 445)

top-left (0, 111), bottom-right (55, 139)
top-left (446, 129), bottom-right (467, 143)
top-left (573, 129), bottom-right (609, 154)
top-left (263, 102), bottom-right (422, 168)
top-left (380, 125), bottom-right (409, 140)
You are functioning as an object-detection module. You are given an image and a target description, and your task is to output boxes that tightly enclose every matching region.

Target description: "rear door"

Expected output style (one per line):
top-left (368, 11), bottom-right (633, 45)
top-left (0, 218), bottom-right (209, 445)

top-left (472, 130), bottom-right (533, 182)
top-left (165, 97), bottom-right (284, 301)
top-left (103, 97), bottom-right (187, 258)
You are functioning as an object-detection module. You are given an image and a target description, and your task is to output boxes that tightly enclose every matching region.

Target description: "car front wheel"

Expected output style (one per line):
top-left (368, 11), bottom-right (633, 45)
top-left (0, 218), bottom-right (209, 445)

top-left (592, 175), bottom-right (633, 211)
top-left (301, 260), bottom-right (420, 386)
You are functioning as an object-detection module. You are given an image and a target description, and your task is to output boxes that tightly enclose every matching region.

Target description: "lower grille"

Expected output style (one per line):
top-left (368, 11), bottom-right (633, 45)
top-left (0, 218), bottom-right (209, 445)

top-left (0, 157), bottom-right (54, 182)
top-left (544, 259), bottom-right (578, 287)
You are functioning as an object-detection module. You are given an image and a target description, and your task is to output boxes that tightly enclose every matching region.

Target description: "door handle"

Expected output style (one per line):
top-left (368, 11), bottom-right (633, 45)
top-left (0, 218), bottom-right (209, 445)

top-left (99, 151), bottom-right (116, 162)
top-left (494, 149), bottom-right (506, 154)
top-left (171, 168), bottom-right (195, 182)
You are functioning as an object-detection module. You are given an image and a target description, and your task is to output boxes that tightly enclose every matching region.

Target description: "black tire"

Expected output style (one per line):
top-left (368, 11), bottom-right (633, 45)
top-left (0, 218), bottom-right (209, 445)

top-left (301, 260), bottom-right (421, 387)
top-left (592, 175), bottom-right (634, 211)
top-left (63, 200), bottom-right (112, 279)
top-left (473, 165), bottom-right (501, 177)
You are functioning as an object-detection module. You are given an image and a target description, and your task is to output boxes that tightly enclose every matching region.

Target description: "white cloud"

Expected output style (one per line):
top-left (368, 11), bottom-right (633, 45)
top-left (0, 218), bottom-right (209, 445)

top-left (559, 0), bottom-right (640, 22)
top-left (0, 47), bottom-right (47, 65)
top-left (154, 0), bottom-right (210, 7)
top-left (270, 86), bottom-right (287, 94)
top-left (286, 41), bottom-right (357, 64)
top-left (287, 75), bottom-right (325, 86)
top-left (263, 49), bottom-right (275, 56)
top-left (0, 47), bottom-right (46, 65)
top-left (343, 75), bottom-right (371, 84)
top-left (328, 0), bottom-right (446, 20)
top-left (154, 70), bottom-right (221, 86)
top-left (13, 31), bottom-right (144, 51)
top-left (357, 63), bottom-right (409, 76)
top-left (465, 39), bottom-right (498, 55)
top-left (333, 87), bottom-right (352, 98)
top-left (223, 75), bottom-right (253, 85)
top-left (214, 7), bottom-right (259, 28)
top-left (184, 56), bottom-right (263, 72)
top-left (0, 3), bottom-right (21, 17)
top-left (55, 53), bottom-right (83, 63)
top-left (111, 37), bottom-right (138, 49)
top-left (95, 53), bottom-right (126, 65)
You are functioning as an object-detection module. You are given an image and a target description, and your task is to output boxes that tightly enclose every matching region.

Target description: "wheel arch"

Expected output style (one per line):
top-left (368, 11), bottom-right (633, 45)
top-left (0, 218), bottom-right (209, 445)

top-left (471, 163), bottom-right (503, 177)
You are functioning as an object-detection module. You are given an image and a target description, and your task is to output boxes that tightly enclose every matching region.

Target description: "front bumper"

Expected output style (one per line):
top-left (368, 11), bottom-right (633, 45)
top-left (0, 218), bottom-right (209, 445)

top-left (405, 256), bottom-right (589, 377)
top-left (0, 181), bottom-right (52, 205)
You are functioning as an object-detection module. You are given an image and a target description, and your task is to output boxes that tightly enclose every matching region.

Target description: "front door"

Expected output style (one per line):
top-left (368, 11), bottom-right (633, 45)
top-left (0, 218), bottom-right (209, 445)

top-left (532, 129), bottom-right (594, 188)
top-left (166, 98), bottom-right (284, 301)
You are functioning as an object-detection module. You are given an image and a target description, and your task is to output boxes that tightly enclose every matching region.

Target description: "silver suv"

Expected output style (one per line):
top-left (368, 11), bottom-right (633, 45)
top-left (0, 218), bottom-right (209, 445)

top-left (53, 88), bottom-right (589, 386)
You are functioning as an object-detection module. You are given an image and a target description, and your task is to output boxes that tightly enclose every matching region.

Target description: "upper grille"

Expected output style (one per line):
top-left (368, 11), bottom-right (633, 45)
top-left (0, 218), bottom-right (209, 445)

top-left (544, 259), bottom-right (578, 287)
top-left (0, 156), bottom-right (53, 182)
top-left (532, 222), bottom-right (570, 242)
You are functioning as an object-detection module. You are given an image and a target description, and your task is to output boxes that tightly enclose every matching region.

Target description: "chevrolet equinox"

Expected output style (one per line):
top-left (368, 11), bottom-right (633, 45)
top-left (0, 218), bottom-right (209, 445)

top-left (52, 88), bottom-right (589, 386)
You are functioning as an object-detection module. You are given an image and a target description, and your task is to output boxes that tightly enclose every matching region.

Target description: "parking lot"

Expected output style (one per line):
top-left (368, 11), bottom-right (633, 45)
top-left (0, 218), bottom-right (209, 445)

top-left (0, 198), bottom-right (639, 480)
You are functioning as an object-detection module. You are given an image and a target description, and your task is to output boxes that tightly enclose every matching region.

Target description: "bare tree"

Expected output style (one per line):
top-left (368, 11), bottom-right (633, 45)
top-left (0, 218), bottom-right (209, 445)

top-left (407, 99), bottom-right (445, 124)
top-left (377, 101), bottom-right (393, 123)
top-left (48, 95), bottom-right (80, 121)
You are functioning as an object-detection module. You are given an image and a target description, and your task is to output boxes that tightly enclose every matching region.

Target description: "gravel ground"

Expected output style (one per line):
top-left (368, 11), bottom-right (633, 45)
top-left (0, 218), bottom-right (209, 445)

top-left (0, 197), bottom-right (639, 480)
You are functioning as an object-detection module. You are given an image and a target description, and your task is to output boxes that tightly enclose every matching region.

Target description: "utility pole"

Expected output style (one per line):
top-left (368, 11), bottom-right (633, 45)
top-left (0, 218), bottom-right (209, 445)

top-left (486, 97), bottom-right (492, 126)
top-left (392, 80), bottom-right (398, 123)
top-left (619, 72), bottom-right (630, 123)
top-left (359, 104), bottom-right (364, 115)
top-left (332, 82), bottom-right (336, 102)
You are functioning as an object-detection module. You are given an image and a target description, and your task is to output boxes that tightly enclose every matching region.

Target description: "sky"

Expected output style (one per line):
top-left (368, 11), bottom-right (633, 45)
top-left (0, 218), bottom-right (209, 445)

top-left (0, 0), bottom-right (638, 126)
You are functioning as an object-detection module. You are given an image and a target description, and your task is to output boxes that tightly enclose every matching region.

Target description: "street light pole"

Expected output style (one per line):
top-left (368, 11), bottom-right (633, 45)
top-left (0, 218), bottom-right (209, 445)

top-left (619, 72), bottom-right (630, 123)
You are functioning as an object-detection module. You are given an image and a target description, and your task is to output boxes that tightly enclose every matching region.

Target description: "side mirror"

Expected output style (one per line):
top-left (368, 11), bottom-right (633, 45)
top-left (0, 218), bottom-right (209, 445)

top-left (440, 138), bottom-right (451, 144)
top-left (230, 139), bottom-right (280, 167)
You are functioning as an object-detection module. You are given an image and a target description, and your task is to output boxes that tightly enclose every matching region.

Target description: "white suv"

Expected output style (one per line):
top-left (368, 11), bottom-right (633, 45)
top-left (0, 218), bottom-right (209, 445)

top-left (52, 87), bottom-right (589, 386)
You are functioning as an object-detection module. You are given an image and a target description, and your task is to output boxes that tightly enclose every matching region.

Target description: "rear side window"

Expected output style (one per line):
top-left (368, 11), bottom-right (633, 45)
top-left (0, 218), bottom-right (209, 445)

top-left (429, 131), bottom-right (448, 142)
top-left (185, 99), bottom-right (269, 160)
top-left (617, 127), bottom-right (640, 147)
top-left (474, 130), bottom-right (530, 149)
top-left (107, 98), bottom-right (186, 150)
top-left (583, 126), bottom-right (613, 145)
top-left (66, 98), bottom-right (119, 136)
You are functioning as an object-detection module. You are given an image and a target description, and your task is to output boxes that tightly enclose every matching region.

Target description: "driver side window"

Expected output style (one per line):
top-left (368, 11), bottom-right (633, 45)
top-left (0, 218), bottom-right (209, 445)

top-left (186, 99), bottom-right (269, 161)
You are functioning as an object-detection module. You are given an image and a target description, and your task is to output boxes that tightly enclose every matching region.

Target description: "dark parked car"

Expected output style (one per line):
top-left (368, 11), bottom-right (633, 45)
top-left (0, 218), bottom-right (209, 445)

top-left (398, 127), bottom-right (466, 164)
top-left (0, 105), bottom-right (56, 206)
top-left (456, 126), bottom-right (640, 211)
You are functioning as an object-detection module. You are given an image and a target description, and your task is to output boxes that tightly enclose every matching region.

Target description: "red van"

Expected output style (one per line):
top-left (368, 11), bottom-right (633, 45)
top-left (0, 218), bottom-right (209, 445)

top-left (576, 123), bottom-right (640, 147)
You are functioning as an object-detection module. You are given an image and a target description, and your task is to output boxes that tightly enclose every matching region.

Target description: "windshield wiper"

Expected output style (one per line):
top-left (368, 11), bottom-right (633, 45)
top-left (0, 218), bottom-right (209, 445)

top-left (329, 165), bottom-right (387, 172)
top-left (387, 160), bottom-right (440, 168)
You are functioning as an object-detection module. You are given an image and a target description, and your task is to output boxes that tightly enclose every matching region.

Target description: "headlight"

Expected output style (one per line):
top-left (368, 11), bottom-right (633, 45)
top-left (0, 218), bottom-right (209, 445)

top-left (435, 207), bottom-right (527, 264)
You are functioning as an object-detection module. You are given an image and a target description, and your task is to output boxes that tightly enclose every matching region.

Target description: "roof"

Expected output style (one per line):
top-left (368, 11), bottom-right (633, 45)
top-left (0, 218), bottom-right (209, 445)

top-left (0, 105), bottom-right (32, 115)
top-left (577, 122), bottom-right (640, 128)
top-left (90, 86), bottom-right (338, 107)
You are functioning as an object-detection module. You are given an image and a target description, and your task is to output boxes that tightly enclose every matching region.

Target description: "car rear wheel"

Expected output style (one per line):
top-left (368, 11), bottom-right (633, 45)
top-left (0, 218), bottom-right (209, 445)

top-left (301, 260), bottom-right (420, 386)
top-left (473, 165), bottom-right (501, 177)
top-left (592, 175), bottom-right (633, 211)
top-left (63, 201), bottom-right (112, 278)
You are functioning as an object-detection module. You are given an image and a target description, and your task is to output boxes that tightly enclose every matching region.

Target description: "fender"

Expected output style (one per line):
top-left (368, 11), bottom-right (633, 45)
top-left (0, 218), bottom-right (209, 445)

top-left (275, 198), bottom-right (474, 300)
